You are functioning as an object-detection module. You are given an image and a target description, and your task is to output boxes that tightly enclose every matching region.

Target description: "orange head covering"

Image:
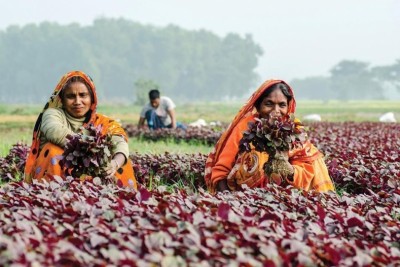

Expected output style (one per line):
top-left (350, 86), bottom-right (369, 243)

top-left (204, 79), bottom-right (296, 192)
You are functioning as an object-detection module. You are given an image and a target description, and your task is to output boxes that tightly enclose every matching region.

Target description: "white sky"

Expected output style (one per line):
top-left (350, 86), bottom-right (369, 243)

top-left (1, 0), bottom-right (399, 80)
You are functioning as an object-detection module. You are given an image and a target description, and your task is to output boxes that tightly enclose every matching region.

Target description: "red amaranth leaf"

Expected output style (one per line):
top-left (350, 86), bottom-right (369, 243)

top-left (138, 187), bottom-right (151, 202)
top-left (323, 244), bottom-right (341, 265)
top-left (347, 217), bottom-right (364, 228)
top-left (317, 204), bottom-right (326, 221)
top-left (217, 202), bottom-right (230, 220)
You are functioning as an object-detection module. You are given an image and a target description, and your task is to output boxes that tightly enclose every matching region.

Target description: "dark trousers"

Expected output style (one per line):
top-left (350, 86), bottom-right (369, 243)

top-left (145, 109), bottom-right (187, 130)
top-left (145, 109), bottom-right (165, 129)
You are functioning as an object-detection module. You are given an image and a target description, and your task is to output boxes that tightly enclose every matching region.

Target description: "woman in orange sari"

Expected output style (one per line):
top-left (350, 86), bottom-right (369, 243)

top-left (204, 79), bottom-right (334, 193)
top-left (24, 71), bottom-right (137, 189)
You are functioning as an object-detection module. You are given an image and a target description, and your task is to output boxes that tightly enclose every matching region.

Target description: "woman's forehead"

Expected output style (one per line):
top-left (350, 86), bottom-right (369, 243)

top-left (63, 81), bottom-right (88, 91)
top-left (262, 89), bottom-right (288, 100)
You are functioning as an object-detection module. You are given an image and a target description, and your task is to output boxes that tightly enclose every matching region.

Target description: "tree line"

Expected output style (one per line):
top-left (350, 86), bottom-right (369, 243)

top-left (291, 60), bottom-right (400, 100)
top-left (0, 17), bottom-right (398, 103)
top-left (0, 18), bottom-right (262, 103)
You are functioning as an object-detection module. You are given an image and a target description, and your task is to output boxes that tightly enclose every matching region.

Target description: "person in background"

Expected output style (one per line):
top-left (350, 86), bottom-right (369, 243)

top-left (204, 79), bottom-right (335, 194)
top-left (138, 89), bottom-right (186, 130)
top-left (24, 70), bottom-right (137, 188)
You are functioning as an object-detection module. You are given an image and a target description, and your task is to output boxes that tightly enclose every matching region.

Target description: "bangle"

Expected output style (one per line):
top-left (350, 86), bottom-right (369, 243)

top-left (113, 160), bottom-right (120, 169)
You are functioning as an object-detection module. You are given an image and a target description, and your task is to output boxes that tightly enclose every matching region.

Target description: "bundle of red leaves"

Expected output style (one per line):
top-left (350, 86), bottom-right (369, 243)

top-left (60, 124), bottom-right (113, 179)
top-left (239, 115), bottom-right (306, 156)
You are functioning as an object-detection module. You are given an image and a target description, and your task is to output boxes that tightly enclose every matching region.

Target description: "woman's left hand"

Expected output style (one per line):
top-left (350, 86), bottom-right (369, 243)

top-left (104, 159), bottom-right (119, 177)
top-left (103, 153), bottom-right (125, 180)
top-left (275, 150), bottom-right (295, 179)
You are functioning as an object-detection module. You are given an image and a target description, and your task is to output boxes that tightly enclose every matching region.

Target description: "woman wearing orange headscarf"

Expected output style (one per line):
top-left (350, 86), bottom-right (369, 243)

top-left (204, 79), bottom-right (334, 194)
top-left (24, 71), bottom-right (137, 189)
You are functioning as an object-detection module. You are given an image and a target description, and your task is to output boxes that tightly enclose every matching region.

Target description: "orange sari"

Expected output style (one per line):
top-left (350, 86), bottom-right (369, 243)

top-left (204, 79), bottom-right (334, 194)
top-left (24, 71), bottom-right (137, 189)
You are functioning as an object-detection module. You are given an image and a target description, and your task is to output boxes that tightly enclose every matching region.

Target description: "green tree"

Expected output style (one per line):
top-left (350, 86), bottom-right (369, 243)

top-left (290, 76), bottom-right (332, 101)
top-left (329, 60), bottom-right (383, 100)
top-left (0, 18), bottom-right (261, 103)
top-left (371, 59), bottom-right (400, 96)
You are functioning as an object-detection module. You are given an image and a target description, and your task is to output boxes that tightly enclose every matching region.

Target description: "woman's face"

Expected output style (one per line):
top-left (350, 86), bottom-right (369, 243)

top-left (257, 88), bottom-right (289, 119)
top-left (62, 81), bottom-right (92, 119)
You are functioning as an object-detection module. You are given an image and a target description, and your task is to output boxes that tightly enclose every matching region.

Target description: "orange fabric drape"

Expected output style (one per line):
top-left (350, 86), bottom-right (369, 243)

top-left (24, 71), bottom-right (137, 189)
top-left (204, 79), bottom-right (334, 193)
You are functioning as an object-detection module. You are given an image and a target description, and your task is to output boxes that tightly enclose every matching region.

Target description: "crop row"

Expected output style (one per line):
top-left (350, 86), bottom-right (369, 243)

top-left (2, 122), bottom-right (399, 195)
top-left (1, 177), bottom-right (399, 265)
top-left (123, 124), bottom-right (223, 145)
top-left (0, 122), bottom-right (399, 265)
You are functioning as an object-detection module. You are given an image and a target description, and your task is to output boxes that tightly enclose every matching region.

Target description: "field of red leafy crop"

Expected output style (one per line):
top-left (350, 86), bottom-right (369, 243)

top-left (1, 122), bottom-right (399, 266)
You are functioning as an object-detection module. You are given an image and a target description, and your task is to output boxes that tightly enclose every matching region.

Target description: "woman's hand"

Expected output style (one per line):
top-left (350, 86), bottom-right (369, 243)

top-left (104, 159), bottom-right (120, 177)
top-left (103, 153), bottom-right (126, 181)
top-left (272, 150), bottom-right (295, 181)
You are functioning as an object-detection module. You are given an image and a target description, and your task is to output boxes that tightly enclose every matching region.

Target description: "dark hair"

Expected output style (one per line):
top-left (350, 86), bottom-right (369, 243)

top-left (149, 89), bottom-right (160, 100)
top-left (59, 76), bottom-right (93, 102)
top-left (254, 82), bottom-right (292, 110)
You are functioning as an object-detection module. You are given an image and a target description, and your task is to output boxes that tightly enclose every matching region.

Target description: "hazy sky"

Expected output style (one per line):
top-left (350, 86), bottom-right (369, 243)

top-left (1, 0), bottom-right (399, 81)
